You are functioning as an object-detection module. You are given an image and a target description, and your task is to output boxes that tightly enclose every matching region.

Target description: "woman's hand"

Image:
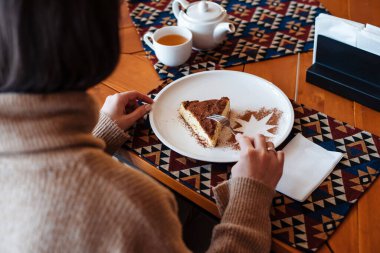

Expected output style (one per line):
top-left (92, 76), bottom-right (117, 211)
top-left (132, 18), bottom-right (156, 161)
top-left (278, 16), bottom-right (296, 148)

top-left (231, 134), bottom-right (284, 189)
top-left (101, 91), bottom-right (154, 131)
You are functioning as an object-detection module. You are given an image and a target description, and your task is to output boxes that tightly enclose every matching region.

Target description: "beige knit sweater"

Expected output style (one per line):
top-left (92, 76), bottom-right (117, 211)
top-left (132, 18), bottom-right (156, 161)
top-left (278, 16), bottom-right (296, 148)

top-left (0, 92), bottom-right (274, 253)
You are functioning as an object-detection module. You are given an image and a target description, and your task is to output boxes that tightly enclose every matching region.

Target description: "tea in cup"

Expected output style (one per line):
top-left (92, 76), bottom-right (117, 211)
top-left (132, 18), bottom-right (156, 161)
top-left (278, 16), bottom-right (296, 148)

top-left (143, 26), bottom-right (192, 67)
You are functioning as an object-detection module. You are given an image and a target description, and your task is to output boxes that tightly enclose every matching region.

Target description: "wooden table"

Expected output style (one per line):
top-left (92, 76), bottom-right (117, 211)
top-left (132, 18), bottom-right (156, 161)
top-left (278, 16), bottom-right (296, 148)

top-left (89, 1), bottom-right (380, 252)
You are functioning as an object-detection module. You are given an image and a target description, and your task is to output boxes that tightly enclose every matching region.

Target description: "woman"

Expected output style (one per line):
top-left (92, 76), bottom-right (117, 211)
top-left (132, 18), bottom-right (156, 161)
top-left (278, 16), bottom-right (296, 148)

top-left (0, 0), bottom-right (284, 252)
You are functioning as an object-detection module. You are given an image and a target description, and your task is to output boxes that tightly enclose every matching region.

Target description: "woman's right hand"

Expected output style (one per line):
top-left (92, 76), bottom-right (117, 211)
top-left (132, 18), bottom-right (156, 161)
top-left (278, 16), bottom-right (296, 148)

top-left (231, 134), bottom-right (285, 189)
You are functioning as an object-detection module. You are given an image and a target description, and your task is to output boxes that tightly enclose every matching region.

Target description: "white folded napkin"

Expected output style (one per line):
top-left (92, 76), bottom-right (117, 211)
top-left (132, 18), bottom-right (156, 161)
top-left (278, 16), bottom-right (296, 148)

top-left (313, 13), bottom-right (365, 63)
top-left (276, 134), bottom-right (343, 202)
top-left (365, 24), bottom-right (380, 36)
top-left (357, 28), bottom-right (380, 56)
top-left (313, 14), bottom-right (380, 60)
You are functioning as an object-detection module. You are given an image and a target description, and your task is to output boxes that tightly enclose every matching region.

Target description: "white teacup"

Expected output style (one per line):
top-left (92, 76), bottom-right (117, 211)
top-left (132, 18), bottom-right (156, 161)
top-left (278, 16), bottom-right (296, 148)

top-left (143, 26), bottom-right (193, 67)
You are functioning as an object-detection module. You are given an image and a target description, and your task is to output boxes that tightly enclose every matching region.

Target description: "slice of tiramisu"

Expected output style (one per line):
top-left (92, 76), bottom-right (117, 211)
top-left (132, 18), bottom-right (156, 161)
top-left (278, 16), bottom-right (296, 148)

top-left (179, 97), bottom-right (230, 147)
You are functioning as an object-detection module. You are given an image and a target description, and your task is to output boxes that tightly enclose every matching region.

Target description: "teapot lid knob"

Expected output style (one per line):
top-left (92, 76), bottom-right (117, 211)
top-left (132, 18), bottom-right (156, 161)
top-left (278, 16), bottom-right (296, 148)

top-left (198, 1), bottom-right (208, 13)
top-left (185, 1), bottom-right (225, 22)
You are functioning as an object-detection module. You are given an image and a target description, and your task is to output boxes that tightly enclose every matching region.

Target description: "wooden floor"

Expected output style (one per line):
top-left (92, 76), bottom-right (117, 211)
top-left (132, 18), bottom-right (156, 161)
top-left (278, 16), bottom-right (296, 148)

top-left (89, 1), bottom-right (380, 252)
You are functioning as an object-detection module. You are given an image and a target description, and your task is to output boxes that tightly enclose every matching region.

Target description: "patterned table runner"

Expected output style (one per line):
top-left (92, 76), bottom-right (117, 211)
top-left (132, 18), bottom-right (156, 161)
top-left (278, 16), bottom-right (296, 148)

top-left (121, 1), bottom-right (380, 251)
top-left (128, 0), bottom-right (328, 81)
top-left (117, 86), bottom-right (380, 251)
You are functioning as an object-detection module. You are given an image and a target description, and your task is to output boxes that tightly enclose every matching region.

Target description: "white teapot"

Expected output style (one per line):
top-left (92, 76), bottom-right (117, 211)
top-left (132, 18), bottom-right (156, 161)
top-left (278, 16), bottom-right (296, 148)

top-left (172, 0), bottom-right (235, 50)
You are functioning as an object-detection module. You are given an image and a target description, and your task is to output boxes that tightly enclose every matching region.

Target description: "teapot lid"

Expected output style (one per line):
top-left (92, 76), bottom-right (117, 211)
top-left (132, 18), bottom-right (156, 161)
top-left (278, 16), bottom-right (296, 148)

top-left (185, 1), bottom-right (225, 22)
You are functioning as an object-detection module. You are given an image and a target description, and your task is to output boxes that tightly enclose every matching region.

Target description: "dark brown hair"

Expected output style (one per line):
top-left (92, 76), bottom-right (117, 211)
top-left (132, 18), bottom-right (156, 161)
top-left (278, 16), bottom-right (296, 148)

top-left (0, 0), bottom-right (120, 93)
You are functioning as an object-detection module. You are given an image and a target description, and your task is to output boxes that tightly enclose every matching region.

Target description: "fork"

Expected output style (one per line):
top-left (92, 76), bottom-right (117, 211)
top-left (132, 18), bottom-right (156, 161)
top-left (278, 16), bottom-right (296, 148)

top-left (207, 114), bottom-right (236, 136)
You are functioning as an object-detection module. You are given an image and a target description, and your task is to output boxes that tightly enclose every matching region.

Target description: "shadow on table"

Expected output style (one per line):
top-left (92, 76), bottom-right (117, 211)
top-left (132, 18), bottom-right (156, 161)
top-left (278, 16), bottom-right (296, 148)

top-left (175, 191), bottom-right (219, 253)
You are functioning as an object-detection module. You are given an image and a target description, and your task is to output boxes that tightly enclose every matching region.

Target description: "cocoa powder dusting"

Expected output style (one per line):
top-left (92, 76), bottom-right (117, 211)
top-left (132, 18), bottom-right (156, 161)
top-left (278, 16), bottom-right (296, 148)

top-left (218, 108), bottom-right (282, 150)
top-left (238, 107), bottom-right (282, 135)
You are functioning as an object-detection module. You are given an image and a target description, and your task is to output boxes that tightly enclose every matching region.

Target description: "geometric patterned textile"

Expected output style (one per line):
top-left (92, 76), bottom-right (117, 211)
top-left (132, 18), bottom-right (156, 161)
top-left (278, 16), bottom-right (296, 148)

top-left (122, 3), bottom-right (374, 251)
top-left (117, 90), bottom-right (380, 252)
top-left (128, 0), bottom-right (328, 80)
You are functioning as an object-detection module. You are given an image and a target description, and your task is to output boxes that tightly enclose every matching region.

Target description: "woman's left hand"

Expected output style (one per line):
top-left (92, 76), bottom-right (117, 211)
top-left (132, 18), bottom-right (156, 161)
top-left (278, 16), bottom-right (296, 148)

top-left (101, 91), bottom-right (154, 131)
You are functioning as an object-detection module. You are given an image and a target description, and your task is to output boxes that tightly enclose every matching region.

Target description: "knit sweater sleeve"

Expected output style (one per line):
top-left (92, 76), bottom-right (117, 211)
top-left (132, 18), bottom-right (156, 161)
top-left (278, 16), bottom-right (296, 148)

top-left (92, 112), bottom-right (129, 155)
top-left (213, 181), bottom-right (230, 216)
top-left (207, 177), bottom-right (275, 253)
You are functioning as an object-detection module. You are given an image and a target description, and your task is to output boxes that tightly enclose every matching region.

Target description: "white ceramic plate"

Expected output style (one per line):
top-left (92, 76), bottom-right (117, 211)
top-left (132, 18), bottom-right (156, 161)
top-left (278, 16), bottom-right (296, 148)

top-left (149, 70), bottom-right (294, 163)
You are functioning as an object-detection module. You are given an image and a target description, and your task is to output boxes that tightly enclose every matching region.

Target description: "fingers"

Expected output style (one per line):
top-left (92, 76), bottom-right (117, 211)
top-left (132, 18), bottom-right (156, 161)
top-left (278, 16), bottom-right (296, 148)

top-left (119, 91), bottom-right (154, 104)
top-left (252, 134), bottom-right (266, 150)
top-left (237, 134), bottom-right (271, 151)
top-left (266, 141), bottom-right (277, 157)
top-left (236, 133), bottom-right (254, 152)
top-left (267, 141), bottom-right (275, 149)
top-left (125, 104), bottom-right (152, 123)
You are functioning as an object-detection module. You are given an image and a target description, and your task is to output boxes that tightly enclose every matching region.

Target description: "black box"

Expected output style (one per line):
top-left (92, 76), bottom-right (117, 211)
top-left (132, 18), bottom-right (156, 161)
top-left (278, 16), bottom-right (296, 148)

top-left (306, 35), bottom-right (380, 111)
